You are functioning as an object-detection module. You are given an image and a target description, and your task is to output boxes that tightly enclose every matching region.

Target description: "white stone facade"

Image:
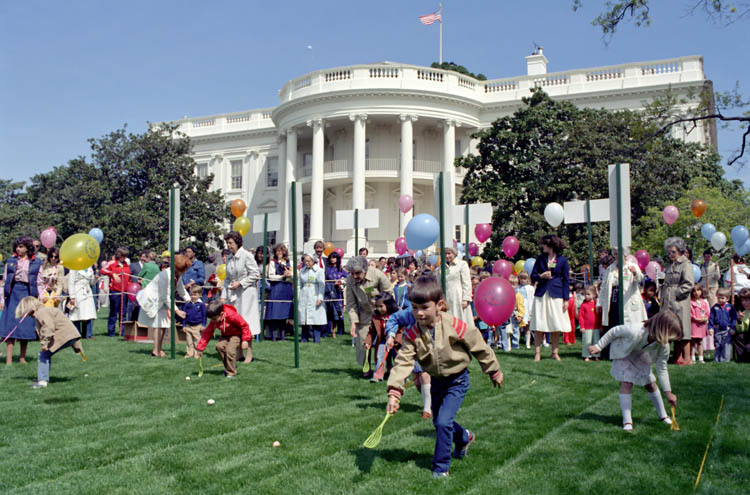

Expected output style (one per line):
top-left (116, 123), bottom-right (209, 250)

top-left (175, 50), bottom-right (715, 256)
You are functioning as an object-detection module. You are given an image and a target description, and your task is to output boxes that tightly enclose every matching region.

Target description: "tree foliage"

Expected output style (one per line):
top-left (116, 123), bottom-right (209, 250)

top-left (430, 61), bottom-right (487, 80)
top-left (457, 89), bottom-right (730, 267)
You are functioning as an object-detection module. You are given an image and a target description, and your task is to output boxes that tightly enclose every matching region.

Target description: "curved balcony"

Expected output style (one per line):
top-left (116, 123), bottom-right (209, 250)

top-left (295, 158), bottom-right (461, 182)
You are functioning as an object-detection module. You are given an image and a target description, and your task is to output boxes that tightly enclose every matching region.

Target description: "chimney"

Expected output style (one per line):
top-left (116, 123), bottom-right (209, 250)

top-left (525, 47), bottom-right (548, 76)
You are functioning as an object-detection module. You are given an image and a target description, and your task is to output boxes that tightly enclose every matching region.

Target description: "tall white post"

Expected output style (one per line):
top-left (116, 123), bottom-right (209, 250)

top-left (399, 114), bottom-right (416, 234)
top-left (443, 119), bottom-right (457, 220)
top-left (282, 129), bottom-right (297, 246)
top-left (350, 113), bottom-right (367, 252)
top-left (277, 135), bottom-right (287, 243)
top-left (308, 118), bottom-right (325, 246)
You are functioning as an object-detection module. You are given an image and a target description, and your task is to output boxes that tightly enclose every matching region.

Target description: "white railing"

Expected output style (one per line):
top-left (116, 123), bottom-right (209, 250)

top-left (369, 67), bottom-right (399, 78)
top-left (534, 75), bottom-right (569, 87)
top-left (458, 77), bottom-right (476, 89)
top-left (193, 119), bottom-right (215, 128)
top-left (366, 158), bottom-right (398, 171)
top-left (324, 159), bottom-right (349, 174)
top-left (226, 114), bottom-right (251, 124)
top-left (417, 69), bottom-right (444, 82)
top-left (325, 70), bottom-right (351, 82)
top-left (586, 68), bottom-right (623, 81)
top-left (485, 80), bottom-right (518, 93)
top-left (294, 77), bottom-right (312, 90)
top-left (177, 108), bottom-right (276, 134)
top-left (414, 160), bottom-right (441, 173)
top-left (641, 61), bottom-right (681, 75)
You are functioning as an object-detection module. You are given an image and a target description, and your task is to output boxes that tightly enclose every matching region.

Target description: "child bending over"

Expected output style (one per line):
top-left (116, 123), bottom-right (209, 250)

top-left (196, 299), bottom-right (251, 377)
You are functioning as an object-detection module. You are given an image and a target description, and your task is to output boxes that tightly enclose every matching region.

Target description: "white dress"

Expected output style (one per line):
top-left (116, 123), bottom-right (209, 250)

top-left (298, 265), bottom-right (327, 325)
top-left (221, 247), bottom-right (261, 335)
top-left (441, 259), bottom-right (476, 330)
top-left (67, 268), bottom-right (97, 321)
top-left (136, 270), bottom-right (188, 328)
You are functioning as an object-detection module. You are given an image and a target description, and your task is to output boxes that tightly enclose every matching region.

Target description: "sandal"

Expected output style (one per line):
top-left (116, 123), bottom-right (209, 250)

top-left (622, 422), bottom-right (633, 432)
top-left (550, 352), bottom-right (561, 361)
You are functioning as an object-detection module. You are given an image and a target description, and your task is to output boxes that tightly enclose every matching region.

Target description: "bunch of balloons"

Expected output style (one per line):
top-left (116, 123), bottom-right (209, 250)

top-left (231, 199), bottom-right (251, 235)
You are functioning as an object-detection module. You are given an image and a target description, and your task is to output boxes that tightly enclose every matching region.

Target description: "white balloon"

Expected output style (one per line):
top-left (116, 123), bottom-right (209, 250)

top-left (711, 231), bottom-right (727, 251)
top-left (544, 202), bottom-right (565, 228)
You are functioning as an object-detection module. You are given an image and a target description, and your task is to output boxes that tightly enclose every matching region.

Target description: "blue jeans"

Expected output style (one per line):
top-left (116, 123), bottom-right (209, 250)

top-left (38, 339), bottom-right (79, 382)
top-left (301, 325), bottom-right (324, 343)
top-left (431, 368), bottom-right (470, 474)
top-left (714, 329), bottom-right (733, 362)
top-left (74, 320), bottom-right (93, 339)
top-left (108, 291), bottom-right (125, 336)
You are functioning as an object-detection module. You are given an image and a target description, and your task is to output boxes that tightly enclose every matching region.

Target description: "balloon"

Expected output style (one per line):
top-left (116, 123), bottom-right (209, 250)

top-left (233, 216), bottom-right (251, 236)
top-left (126, 282), bottom-right (141, 303)
top-left (474, 277), bottom-right (516, 326)
top-left (626, 255), bottom-right (637, 266)
top-left (492, 259), bottom-right (513, 279)
top-left (415, 250), bottom-right (423, 259)
top-left (690, 199), bottom-right (707, 218)
top-left (634, 250), bottom-right (650, 271)
top-left (710, 231), bottom-right (727, 251)
top-left (701, 223), bottom-right (717, 241)
top-left (395, 237), bottom-right (408, 255)
top-left (514, 260), bottom-right (525, 275)
top-left (88, 228), bottom-right (104, 244)
top-left (216, 264), bottom-right (227, 282)
top-left (0, 253), bottom-right (3, 262)
top-left (475, 224), bottom-right (492, 243)
top-left (230, 199), bottom-right (246, 218)
top-left (405, 214), bottom-right (440, 251)
top-left (738, 239), bottom-right (750, 257)
top-left (456, 242), bottom-right (464, 253)
top-left (40, 227), bottom-right (57, 249)
top-left (398, 194), bottom-right (414, 214)
top-left (471, 256), bottom-right (484, 268)
top-left (645, 261), bottom-right (660, 280)
top-left (334, 248), bottom-right (344, 258)
top-left (662, 205), bottom-right (679, 225)
top-left (323, 242), bottom-right (335, 256)
top-left (731, 225), bottom-right (749, 247)
top-left (427, 255), bottom-right (438, 266)
top-left (502, 236), bottom-right (519, 258)
top-left (161, 250), bottom-right (170, 258)
top-left (544, 203), bottom-right (564, 227)
top-left (693, 264), bottom-right (702, 283)
top-left (59, 234), bottom-right (100, 270)
top-left (524, 258), bottom-right (536, 274)
top-left (468, 242), bottom-right (479, 257)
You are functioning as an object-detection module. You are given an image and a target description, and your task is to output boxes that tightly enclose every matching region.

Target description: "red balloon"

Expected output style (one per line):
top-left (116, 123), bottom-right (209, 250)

top-left (502, 236), bottom-right (519, 258)
top-left (468, 242), bottom-right (479, 257)
top-left (334, 248), bottom-right (345, 258)
top-left (634, 249), bottom-right (650, 271)
top-left (492, 259), bottom-right (513, 280)
top-left (395, 237), bottom-right (408, 255)
top-left (474, 277), bottom-right (516, 326)
top-left (126, 282), bottom-right (141, 303)
top-left (475, 224), bottom-right (492, 243)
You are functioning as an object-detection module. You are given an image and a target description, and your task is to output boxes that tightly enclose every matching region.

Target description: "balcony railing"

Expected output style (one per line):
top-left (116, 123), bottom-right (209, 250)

top-left (296, 159), bottom-right (447, 178)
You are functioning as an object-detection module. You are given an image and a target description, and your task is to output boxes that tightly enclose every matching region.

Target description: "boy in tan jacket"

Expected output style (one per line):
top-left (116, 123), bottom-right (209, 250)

top-left (386, 276), bottom-right (504, 478)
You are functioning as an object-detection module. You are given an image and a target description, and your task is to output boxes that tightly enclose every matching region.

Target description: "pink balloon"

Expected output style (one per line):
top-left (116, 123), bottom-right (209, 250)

top-left (663, 205), bottom-right (679, 225)
top-left (126, 282), bottom-right (141, 303)
top-left (492, 259), bottom-right (513, 280)
top-left (502, 236), bottom-right (519, 258)
top-left (634, 250), bottom-right (650, 271)
top-left (395, 237), bottom-right (408, 255)
top-left (626, 255), bottom-right (637, 265)
top-left (334, 248), bottom-right (345, 258)
top-left (645, 261), bottom-right (660, 280)
top-left (468, 242), bottom-right (479, 257)
top-left (474, 277), bottom-right (516, 326)
top-left (398, 194), bottom-right (414, 214)
top-left (40, 228), bottom-right (57, 249)
top-left (475, 224), bottom-right (492, 243)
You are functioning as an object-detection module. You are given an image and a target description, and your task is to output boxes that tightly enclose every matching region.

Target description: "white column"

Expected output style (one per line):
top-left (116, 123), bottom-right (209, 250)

top-left (443, 119), bottom-right (458, 217)
top-left (308, 118), bottom-right (325, 247)
top-left (277, 134), bottom-right (287, 245)
top-left (349, 113), bottom-right (367, 252)
top-left (245, 151), bottom-right (258, 211)
top-left (399, 114), bottom-right (417, 234)
top-left (282, 129), bottom-right (297, 246)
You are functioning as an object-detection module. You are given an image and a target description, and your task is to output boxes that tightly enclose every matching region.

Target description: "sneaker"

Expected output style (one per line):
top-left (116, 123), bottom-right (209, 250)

top-left (422, 411), bottom-right (433, 419)
top-left (622, 423), bottom-right (633, 432)
top-left (31, 381), bottom-right (48, 389)
top-left (225, 374), bottom-right (236, 379)
top-left (432, 471), bottom-right (449, 479)
top-left (660, 416), bottom-right (673, 425)
top-left (455, 430), bottom-right (475, 459)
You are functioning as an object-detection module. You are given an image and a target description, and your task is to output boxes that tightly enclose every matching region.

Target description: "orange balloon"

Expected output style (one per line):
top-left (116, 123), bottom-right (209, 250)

top-left (323, 242), bottom-right (335, 256)
top-left (231, 199), bottom-right (246, 218)
top-left (690, 199), bottom-right (706, 218)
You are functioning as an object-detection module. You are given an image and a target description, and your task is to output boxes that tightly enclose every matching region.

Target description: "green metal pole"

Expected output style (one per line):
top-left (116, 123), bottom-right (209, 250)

top-left (586, 199), bottom-right (594, 285)
top-left (169, 188), bottom-right (176, 360)
top-left (464, 205), bottom-right (470, 264)
top-left (616, 164), bottom-right (625, 324)
top-left (438, 172), bottom-right (447, 295)
top-left (259, 213), bottom-right (268, 341)
top-left (354, 208), bottom-right (359, 256)
top-left (291, 182), bottom-right (300, 369)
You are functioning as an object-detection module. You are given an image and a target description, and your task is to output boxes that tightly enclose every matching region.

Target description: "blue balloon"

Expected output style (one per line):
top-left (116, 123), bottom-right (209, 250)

top-left (88, 228), bottom-right (104, 244)
top-left (524, 258), bottom-right (536, 274)
top-left (456, 242), bottom-right (464, 252)
top-left (731, 225), bottom-right (749, 247)
top-left (738, 239), bottom-right (750, 257)
top-left (701, 223), bottom-right (716, 241)
top-left (405, 214), bottom-right (440, 251)
top-left (415, 250), bottom-right (423, 259)
top-left (427, 255), bottom-right (438, 266)
top-left (693, 264), bottom-right (702, 283)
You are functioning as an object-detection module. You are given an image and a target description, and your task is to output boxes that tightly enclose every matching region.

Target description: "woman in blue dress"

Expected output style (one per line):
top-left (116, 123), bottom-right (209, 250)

top-left (324, 252), bottom-right (347, 338)
top-left (1, 237), bottom-right (44, 365)
top-left (264, 244), bottom-right (293, 341)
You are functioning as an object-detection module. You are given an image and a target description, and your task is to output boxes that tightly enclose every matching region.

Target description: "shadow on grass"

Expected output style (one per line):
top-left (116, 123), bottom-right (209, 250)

top-left (355, 401), bottom-right (421, 413)
top-left (351, 446), bottom-right (431, 476)
top-left (577, 412), bottom-right (622, 426)
top-left (44, 396), bottom-right (80, 404)
top-left (414, 428), bottom-right (435, 438)
top-left (311, 367), bottom-right (365, 380)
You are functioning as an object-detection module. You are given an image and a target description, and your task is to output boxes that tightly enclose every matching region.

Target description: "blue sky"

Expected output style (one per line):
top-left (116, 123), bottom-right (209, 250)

top-left (1, 1), bottom-right (748, 184)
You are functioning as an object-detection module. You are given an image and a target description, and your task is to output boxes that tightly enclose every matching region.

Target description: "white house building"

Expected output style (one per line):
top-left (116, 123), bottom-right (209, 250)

top-left (174, 49), bottom-right (715, 256)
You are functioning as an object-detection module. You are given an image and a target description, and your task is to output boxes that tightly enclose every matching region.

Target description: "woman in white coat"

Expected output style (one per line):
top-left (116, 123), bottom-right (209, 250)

top-left (298, 254), bottom-right (327, 343)
top-left (222, 231), bottom-right (261, 363)
top-left (137, 255), bottom-right (190, 357)
top-left (67, 267), bottom-right (97, 339)
top-left (439, 247), bottom-right (475, 330)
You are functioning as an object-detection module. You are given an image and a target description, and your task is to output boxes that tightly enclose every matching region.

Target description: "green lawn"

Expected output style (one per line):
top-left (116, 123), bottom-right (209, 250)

top-left (1, 314), bottom-right (748, 495)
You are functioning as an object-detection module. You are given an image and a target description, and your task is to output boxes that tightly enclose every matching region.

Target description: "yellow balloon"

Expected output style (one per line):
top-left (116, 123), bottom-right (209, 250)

top-left (216, 264), bottom-right (227, 282)
top-left (0, 253), bottom-right (3, 262)
top-left (60, 233), bottom-right (100, 270)
top-left (471, 256), bottom-right (484, 267)
top-left (233, 216), bottom-right (251, 236)
top-left (514, 260), bottom-right (525, 274)
top-left (161, 250), bottom-right (170, 257)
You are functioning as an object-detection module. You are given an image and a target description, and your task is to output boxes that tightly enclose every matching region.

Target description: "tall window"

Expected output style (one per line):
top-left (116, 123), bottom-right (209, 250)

top-left (196, 163), bottom-right (208, 179)
top-left (266, 156), bottom-right (278, 187)
top-left (268, 231), bottom-right (277, 246)
top-left (455, 226), bottom-right (462, 242)
top-left (303, 213), bottom-right (310, 242)
top-left (455, 139), bottom-right (462, 157)
top-left (230, 160), bottom-right (243, 189)
top-left (303, 153), bottom-right (312, 176)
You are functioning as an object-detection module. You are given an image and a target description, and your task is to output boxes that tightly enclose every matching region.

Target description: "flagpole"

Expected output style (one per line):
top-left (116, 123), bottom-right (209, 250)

top-left (439, 4), bottom-right (443, 64)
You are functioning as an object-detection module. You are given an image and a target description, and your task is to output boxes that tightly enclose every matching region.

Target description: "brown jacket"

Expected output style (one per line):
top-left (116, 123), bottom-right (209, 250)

top-left (345, 267), bottom-right (393, 327)
top-left (660, 256), bottom-right (694, 340)
top-left (387, 313), bottom-right (501, 399)
top-left (34, 306), bottom-right (81, 352)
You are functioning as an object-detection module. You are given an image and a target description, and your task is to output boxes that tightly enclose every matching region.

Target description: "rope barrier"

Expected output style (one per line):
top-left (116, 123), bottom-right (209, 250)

top-left (693, 395), bottom-right (725, 493)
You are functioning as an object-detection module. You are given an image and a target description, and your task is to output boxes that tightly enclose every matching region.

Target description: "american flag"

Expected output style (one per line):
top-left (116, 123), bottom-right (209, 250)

top-left (419, 10), bottom-right (442, 25)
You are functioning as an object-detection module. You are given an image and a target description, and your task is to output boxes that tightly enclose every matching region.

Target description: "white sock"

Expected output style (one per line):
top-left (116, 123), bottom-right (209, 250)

top-left (648, 389), bottom-right (667, 419)
top-left (421, 384), bottom-right (432, 413)
top-left (525, 332), bottom-right (530, 346)
top-left (619, 393), bottom-right (633, 426)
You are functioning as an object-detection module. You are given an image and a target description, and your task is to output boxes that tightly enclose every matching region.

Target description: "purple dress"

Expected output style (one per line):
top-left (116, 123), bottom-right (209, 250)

top-left (325, 266), bottom-right (347, 321)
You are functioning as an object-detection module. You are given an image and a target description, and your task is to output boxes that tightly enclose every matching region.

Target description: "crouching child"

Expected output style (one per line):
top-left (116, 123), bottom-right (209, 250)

top-left (195, 299), bottom-right (250, 378)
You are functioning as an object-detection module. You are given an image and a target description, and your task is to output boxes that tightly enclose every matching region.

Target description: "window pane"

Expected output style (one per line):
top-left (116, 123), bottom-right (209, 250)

top-left (303, 153), bottom-right (312, 177)
top-left (266, 157), bottom-right (278, 187)
top-left (197, 163), bottom-right (208, 179)
top-left (455, 139), bottom-right (461, 157)
top-left (231, 160), bottom-right (243, 189)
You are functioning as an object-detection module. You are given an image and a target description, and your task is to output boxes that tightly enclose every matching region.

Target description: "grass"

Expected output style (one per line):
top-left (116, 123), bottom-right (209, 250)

top-left (0, 313), bottom-right (748, 495)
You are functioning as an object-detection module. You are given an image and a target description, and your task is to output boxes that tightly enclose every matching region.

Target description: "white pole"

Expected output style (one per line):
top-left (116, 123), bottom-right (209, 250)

top-left (439, 4), bottom-right (443, 64)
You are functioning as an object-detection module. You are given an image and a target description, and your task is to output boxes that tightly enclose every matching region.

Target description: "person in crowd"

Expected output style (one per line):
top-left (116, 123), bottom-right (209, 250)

top-left (386, 257), bottom-right (397, 273)
top-left (393, 268), bottom-right (411, 311)
top-left (690, 285), bottom-right (710, 363)
top-left (708, 287), bottom-right (736, 363)
top-left (136, 254), bottom-right (190, 357)
top-left (345, 255), bottom-right (393, 376)
top-left (15, 296), bottom-right (86, 389)
top-left (299, 253), bottom-right (327, 343)
top-left (40, 247), bottom-right (66, 308)
top-left (222, 231), bottom-right (261, 362)
top-left (378, 257), bottom-right (387, 272)
top-left (32, 239), bottom-right (47, 263)
top-left (67, 266), bottom-right (96, 339)
top-left (725, 254), bottom-right (750, 309)
top-left (597, 249), bottom-right (610, 282)
top-left (642, 280), bottom-right (660, 319)
top-left (579, 286), bottom-right (600, 362)
top-left (196, 298), bottom-right (251, 378)
top-left (517, 271), bottom-right (535, 349)
top-left (564, 284), bottom-right (577, 345)
top-left (700, 249), bottom-right (721, 307)
top-left (182, 246), bottom-right (206, 301)
top-left (659, 237), bottom-right (695, 365)
top-left (324, 251), bottom-right (347, 339)
top-left (265, 244), bottom-right (294, 341)
top-left (407, 260), bottom-right (418, 274)
top-left (312, 240), bottom-right (326, 268)
top-left (205, 252), bottom-right (218, 281)
top-left (365, 292), bottom-right (398, 382)
top-left (182, 285), bottom-right (206, 358)
top-left (100, 247), bottom-right (131, 337)
top-left (128, 250), bottom-right (151, 321)
top-left (439, 247), bottom-right (475, 332)
top-left (529, 235), bottom-right (571, 361)
top-left (359, 247), bottom-right (369, 257)
top-left (0, 237), bottom-right (44, 364)
top-left (588, 311), bottom-right (680, 432)
top-left (500, 274), bottom-right (525, 351)
top-left (254, 246), bottom-right (270, 335)
top-left (733, 288), bottom-right (750, 362)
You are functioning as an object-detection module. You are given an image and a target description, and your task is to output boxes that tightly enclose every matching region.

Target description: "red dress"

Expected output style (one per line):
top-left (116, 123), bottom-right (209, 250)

top-left (564, 294), bottom-right (577, 344)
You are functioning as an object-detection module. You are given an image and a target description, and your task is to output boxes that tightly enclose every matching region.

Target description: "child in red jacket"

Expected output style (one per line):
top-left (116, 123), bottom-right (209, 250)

top-left (196, 299), bottom-right (251, 377)
top-left (564, 287), bottom-right (577, 345)
top-left (579, 286), bottom-right (600, 361)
